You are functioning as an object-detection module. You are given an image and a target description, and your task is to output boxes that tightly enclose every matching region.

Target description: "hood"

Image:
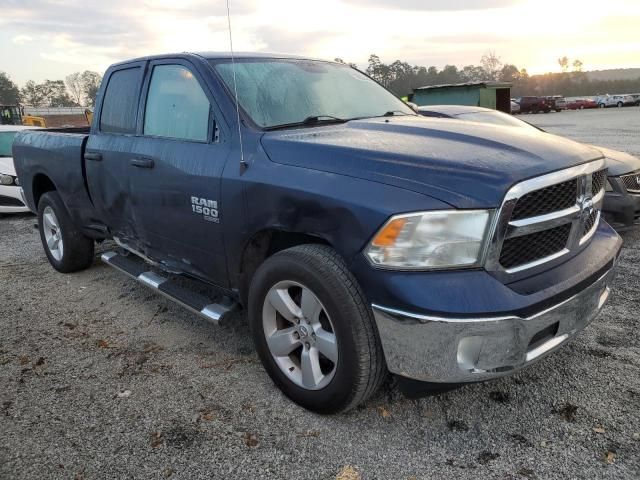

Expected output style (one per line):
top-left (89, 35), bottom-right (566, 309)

top-left (260, 116), bottom-right (602, 208)
top-left (0, 157), bottom-right (16, 176)
top-left (592, 145), bottom-right (640, 176)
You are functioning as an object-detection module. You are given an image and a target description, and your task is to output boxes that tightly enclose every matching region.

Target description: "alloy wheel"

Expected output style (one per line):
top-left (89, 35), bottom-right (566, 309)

top-left (42, 206), bottom-right (64, 261)
top-left (262, 280), bottom-right (338, 390)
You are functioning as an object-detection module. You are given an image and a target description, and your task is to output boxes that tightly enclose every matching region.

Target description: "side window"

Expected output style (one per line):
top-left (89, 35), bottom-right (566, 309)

top-left (100, 67), bottom-right (141, 134)
top-left (144, 65), bottom-right (210, 142)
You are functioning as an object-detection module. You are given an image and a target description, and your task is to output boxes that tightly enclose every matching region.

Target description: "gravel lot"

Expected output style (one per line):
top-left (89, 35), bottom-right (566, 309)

top-left (520, 105), bottom-right (640, 156)
top-left (2, 111), bottom-right (640, 479)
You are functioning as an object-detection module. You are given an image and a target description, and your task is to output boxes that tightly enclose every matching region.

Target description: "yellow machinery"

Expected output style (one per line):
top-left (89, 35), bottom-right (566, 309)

top-left (22, 115), bottom-right (47, 127)
top-left (84, 109), bottom-right (94, 126)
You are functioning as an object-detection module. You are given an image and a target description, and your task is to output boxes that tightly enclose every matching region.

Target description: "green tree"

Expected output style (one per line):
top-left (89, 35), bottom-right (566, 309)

top-left (0, 72), bottom-right (21, 105)
top-left (21, 80), bottom-right (45, 106)
top-left (41, 80), bottom-right (76, 107)
top-left (21, 79), bottom-right (77, 107)
top-left (499, 64), bottom-right (520, 83)
top-left (460, 65), bottom-right (487, 82)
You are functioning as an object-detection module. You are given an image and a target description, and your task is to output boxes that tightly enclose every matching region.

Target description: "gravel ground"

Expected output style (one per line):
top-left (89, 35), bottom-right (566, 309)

top-left (1, 112), bottom-right (640, 479)
top-left (520, 105), bottom-right (640, 156)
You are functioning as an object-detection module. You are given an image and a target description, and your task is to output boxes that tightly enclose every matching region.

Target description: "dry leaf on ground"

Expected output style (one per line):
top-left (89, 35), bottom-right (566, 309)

top-left (336, 465), bottom-right (360, 480)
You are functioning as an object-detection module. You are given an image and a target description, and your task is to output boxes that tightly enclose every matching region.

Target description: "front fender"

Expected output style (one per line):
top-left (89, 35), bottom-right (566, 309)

top-left (223, 153), bottom-right (451, 286)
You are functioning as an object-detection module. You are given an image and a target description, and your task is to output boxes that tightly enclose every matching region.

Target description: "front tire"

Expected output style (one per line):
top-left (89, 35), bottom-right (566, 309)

top-left (38, 191), bottom-right (94, 273)
top-left (248, 245), bottom-right (386, 413)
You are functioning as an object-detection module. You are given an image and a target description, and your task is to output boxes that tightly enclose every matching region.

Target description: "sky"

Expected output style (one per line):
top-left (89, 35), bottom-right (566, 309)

top-left (1, 0), bottom-right (639, 86)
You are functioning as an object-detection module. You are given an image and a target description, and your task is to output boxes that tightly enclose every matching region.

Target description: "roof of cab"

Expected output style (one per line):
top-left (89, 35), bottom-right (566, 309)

top-left (109, 52), bottom-right (335, 68)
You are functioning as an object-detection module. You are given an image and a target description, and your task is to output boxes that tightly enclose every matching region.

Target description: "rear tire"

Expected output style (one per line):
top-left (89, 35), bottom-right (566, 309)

top-left (617, 102), bottom-right (623, 108)
top-left (38, 191), bottom-right (94, 273)
top-left (248, 245), bottom-right (386, 413)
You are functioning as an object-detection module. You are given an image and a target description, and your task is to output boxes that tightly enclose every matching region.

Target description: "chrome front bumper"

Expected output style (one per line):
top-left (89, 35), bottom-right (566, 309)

top-left (372, 266), bottom-right (616, 383)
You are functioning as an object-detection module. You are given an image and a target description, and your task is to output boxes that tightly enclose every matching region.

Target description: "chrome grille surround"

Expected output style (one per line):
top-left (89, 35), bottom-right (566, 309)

top-left (620, 171), bottom-right (640, 193)
top-left (486, 159), bottom-right (607, 281)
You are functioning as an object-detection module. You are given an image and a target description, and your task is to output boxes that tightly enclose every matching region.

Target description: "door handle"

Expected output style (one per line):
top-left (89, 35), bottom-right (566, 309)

top-left (130, 158), bottom-right (155, 169)
top-left (84, 152), bottom-right (102, 161)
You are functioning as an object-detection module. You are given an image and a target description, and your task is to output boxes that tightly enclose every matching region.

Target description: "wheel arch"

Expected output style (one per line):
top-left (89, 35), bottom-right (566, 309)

top-left (32, 173), bottom-right (57, 208)
top-left (235, 228), bottom-right (333, 306)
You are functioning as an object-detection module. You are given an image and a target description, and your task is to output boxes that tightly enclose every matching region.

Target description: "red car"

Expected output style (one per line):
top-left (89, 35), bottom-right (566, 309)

top-left (566, 98), bottom-right (598, 110)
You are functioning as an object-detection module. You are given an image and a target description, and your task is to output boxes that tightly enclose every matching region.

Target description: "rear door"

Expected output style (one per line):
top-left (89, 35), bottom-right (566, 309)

top-left (126, 59), bottom-right (231, 286)
top-left (85, 62), bottom-right (145, 238)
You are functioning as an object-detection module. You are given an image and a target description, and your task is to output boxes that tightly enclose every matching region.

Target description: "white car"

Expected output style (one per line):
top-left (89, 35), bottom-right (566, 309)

top-left (0, 125), bottom-right (39, 214)
top-left (596, 94), bottom-right (635, 108)
top-left (510, 100), bottom-right (520, 114)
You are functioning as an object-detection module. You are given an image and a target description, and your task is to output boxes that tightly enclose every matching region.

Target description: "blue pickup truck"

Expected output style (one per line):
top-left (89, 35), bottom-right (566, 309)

top-left (13, 53), bottom-right (622, 413)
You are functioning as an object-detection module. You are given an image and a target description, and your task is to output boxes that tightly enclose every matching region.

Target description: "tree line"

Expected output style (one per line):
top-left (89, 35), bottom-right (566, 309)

top-left (0, 71), bottom-right (102, 108)
top-left (3, 54), bottom-right (639, 107)
top-left (358, 53), bottom-right (640, 98)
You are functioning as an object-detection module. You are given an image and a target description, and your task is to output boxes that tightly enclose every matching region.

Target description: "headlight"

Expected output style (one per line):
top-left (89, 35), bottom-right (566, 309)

top-left (365, 210), bottom-right (493, 270)
top-left (0, 174), bottom-right (14, 185)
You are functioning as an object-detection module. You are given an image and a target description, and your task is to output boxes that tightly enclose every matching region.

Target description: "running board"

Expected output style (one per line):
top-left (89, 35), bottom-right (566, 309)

top-left (101, 251), bottom-right (235, 325)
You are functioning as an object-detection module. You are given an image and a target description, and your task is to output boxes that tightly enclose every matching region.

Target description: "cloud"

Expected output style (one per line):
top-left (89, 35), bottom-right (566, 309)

top-left (12, 34), bottom-right (33, 45)
top-left (343, 0), bottom-right (519, 11)
top-left (252, 26), bottom-right (338, 54)
top-left (0, 0), bottom-right (259, 60)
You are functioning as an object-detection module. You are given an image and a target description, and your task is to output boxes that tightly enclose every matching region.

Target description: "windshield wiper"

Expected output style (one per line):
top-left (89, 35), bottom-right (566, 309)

top-left (382, 110), bottom-right (411, 117)
top-left (302, 115), bottom-right (346, 124)
top-left (263, 115), bottom-right (347, 131)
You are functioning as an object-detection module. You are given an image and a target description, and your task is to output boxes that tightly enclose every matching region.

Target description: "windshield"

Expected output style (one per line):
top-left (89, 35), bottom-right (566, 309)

top-left (212, 59), bottom-right (414, 129)
top-left (0, 132), bottom-right (17, 157)
top-left (455, 111), bottom-right (536, 130)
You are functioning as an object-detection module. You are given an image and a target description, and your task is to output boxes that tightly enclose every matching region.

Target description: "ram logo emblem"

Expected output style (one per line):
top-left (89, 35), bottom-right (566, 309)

top-left (191, 196), bottom-right (219, 223)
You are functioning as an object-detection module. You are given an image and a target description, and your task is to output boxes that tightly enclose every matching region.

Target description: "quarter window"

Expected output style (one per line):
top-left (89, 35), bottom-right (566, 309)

top-left (100, 67), bottom-right (141, 134)
top-left (144, 65), bottom-right (210, 141)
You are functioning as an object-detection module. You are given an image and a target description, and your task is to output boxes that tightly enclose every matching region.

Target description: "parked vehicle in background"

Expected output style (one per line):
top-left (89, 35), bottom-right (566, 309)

top-left (0, 125), bottom-right (39, 214)
top-left (1, 106), bottom-right (22, 126)
top-left (13, 53), bottom-right (621, 413)
top-left (544, 96), bottom-right (557, 111)
top-left (566, 98), bottom-right (598, 110)
top-left (514, 96), bottom-right (552, 113)
top-left (510, 100), bottom-right (520, 114)
top-left (551, 95), bottom-right (567, 111)
top-left (417, 104), bottom-right (640, 230)
top-left (598, 147), bottom-right (640, 229)
top-left (629, 94), bottom-right (640, 106)
top-left (596, 94), bottom-right (635, 108)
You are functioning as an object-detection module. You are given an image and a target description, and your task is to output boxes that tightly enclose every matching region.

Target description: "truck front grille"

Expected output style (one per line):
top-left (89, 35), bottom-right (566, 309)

top-left (591, 170), bottom-right (606, 196)
top-left (499, 223), bottom-right (571, 269)
top-left (486, 162), bottom-right (607, 276)
top-left (582, 210), bottom-right (598, 237)
top-left (511, 179), bottom-right (577, 220)
top-left (620, 171), bottom-right (640, 193)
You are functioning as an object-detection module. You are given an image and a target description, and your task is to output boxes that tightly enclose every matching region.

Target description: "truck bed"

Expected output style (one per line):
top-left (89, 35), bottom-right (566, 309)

top-left (13, 129), bottom-right (96, 228)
